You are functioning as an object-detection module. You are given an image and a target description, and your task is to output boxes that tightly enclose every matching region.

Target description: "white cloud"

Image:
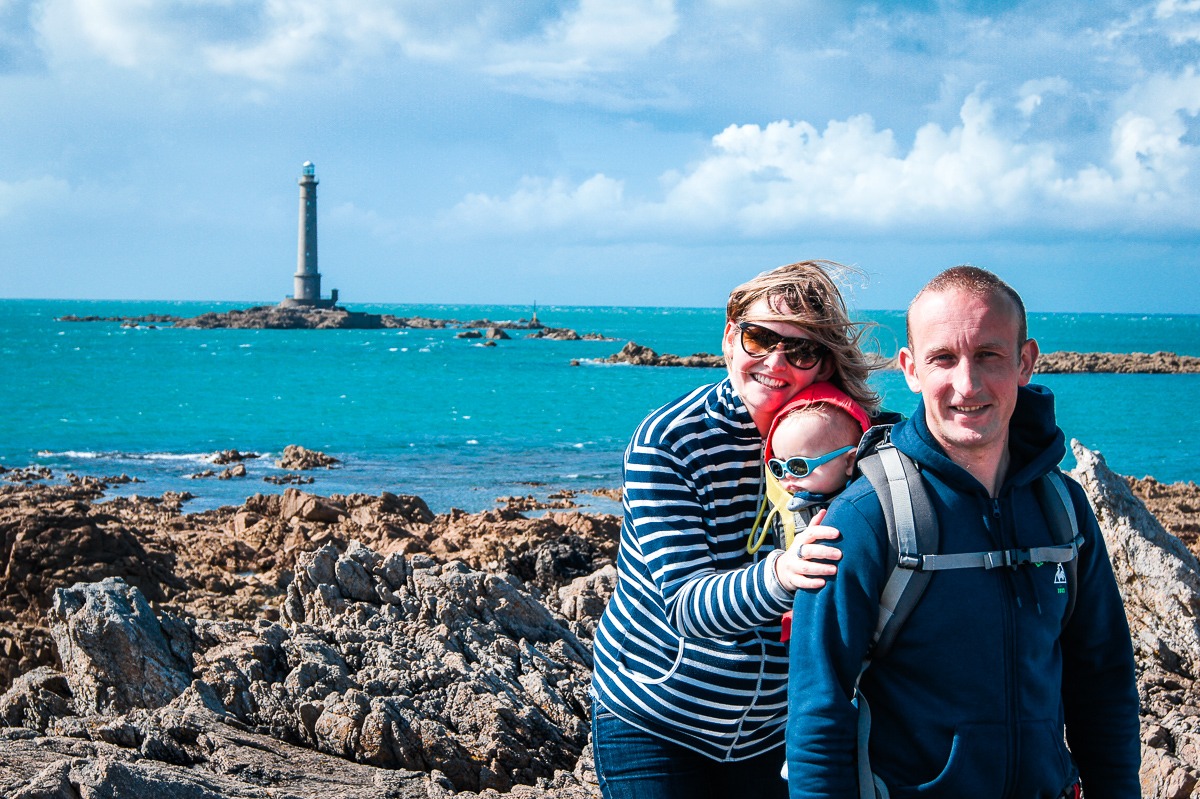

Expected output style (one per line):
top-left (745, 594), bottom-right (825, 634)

top-left (451, 174), bottom-right (627, 233)
top-left (447, 82), bottom-right (1200, 238)
top-left (1155, 0), bottom-right (1200, 43)
top-left (34, 0), bottom-right (400, 79)
top-left (30, 0), bottom-right (677, 83)
top-left (1017, 77), bottom-right (1072, 118)
top-left (486, 0), bottom-right (676, 79)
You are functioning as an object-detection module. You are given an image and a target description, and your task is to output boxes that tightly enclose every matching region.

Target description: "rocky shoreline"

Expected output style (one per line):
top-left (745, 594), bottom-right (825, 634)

top-left (56, 307), bottom-right (615, 341)
top-left (56, 312), bottom-right (1198, 372)
top-left (583, 342), bottom-right (1200, 374)
top-left (1034, 350), bottom-right (1200, 373)
top-left (1, 448), bottom-right (1199, 797)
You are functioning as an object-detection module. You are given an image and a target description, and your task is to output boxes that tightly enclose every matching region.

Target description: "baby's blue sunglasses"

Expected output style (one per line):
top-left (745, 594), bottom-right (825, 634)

top-left (767, 445), bottom-right (855, 479)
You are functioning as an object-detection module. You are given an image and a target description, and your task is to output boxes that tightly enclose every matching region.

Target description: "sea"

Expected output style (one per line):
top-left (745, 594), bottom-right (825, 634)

top-left (4, 299), bottom-right (1199, 515)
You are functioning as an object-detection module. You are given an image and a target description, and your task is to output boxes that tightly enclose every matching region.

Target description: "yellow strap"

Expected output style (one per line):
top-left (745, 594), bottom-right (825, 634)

top-left (766, 469), bottom-right (799, 551)
top-left (747, 469), bottom-right (801, 554)
top-left (746, 492), bottom-right (771, 554)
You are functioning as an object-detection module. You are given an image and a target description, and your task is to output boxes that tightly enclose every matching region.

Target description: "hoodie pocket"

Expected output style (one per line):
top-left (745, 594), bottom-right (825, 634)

top-left (888, 722), bottom-right (1006, 797)
top-left (616, 629), bottom-right (686, 685)
top-left (616, 629), bottom-right (759, 688)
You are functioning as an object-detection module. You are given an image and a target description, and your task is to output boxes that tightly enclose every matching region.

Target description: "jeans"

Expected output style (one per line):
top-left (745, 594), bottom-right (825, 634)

top-left (591, 705), bottom-right (789, 799)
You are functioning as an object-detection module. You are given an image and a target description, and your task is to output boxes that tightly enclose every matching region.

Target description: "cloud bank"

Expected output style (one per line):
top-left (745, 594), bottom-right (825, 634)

top-left (449, 76), bottom-right (1200, 239)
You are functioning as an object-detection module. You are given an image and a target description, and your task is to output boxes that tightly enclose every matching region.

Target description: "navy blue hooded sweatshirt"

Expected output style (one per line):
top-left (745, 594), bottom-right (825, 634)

top-left (785, 384), bottom-right (1140, 798)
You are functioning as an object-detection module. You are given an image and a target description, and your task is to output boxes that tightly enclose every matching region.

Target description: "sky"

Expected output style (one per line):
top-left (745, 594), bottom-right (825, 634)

top-left (2, 0), bottom-right (1200, 312)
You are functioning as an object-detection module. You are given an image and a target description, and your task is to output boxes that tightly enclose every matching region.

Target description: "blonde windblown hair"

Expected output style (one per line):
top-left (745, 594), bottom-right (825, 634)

top-left (726, 260), bottom-right (882, 415)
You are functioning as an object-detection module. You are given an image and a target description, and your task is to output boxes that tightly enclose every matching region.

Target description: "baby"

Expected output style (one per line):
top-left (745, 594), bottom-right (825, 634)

top-left (762, 382), bottom-right (870, 641)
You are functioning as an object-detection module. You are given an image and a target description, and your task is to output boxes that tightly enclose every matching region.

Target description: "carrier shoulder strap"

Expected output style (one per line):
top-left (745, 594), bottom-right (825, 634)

top-left (1034, 469), bottom-right (1081, 630)
top-left (857, 437), bottom-right (936, 660)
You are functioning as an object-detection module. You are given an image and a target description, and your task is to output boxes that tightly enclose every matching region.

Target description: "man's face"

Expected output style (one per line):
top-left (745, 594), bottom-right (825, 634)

top-left (898, 288), bottom-right (1038, 462)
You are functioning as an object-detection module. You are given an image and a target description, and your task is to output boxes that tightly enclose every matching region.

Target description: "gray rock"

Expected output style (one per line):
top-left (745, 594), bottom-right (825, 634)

top-left (1071, 441), bottom-right (1200, 797)
top-left (0, 702), bottom-right (434, 798)
top-left (221, 543), bottom-right (594, 792)
top-left (49, 577), bottom-right (192, 715)
top-left (1072, 442), bottom-right (1200, 678)
top-left (0, 666), bottom-right (73, 732)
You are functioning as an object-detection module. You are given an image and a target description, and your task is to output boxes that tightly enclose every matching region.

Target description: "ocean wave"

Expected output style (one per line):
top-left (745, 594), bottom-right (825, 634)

top-left (38, 450), bottom-right (103, 459)
top-left (37, 450), bottom-right (213, 463)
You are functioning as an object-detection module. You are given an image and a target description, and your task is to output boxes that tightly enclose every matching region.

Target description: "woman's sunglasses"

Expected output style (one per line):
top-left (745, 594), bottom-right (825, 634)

top-left (768, 446), bottom-right (855, 479)
top-left (738, 322), bottom-right (829, 370)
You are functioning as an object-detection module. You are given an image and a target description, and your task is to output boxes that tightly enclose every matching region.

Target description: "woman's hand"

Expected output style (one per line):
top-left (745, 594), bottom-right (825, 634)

top-left (774, 508), bottom-right (842, 591)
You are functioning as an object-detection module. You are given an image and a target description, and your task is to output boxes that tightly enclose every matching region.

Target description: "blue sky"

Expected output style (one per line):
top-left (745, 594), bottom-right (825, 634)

top-left (2, 0), bottom-right (1199, 312)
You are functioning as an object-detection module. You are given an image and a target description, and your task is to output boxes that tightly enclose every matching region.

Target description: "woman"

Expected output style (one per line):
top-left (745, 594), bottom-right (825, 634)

top-left (590, 260), bottom-right (881, 799)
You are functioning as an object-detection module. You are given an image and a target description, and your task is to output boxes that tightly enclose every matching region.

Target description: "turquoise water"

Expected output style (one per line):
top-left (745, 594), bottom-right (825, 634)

top-left (3, 299), bottom-right (1199, 512)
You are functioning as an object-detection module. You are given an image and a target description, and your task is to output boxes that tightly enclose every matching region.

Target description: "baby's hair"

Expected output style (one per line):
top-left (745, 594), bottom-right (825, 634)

top-left (773, 402), bottom-right (864, 448)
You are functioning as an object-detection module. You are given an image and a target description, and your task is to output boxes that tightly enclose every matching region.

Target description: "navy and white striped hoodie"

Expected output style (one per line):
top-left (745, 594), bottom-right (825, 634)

top-left (591, 378), bottom-right (795, 760)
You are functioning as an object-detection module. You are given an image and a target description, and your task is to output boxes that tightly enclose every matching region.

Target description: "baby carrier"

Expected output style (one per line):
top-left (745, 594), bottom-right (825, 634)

top-left (851, 424), bottom-right (1082, 799)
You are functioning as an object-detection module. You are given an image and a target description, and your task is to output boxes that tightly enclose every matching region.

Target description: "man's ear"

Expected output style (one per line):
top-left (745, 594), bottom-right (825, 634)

top-left (898, 347), bottom-right (922, 394)
top-left (1018, 337), bottom-right (1039, 386)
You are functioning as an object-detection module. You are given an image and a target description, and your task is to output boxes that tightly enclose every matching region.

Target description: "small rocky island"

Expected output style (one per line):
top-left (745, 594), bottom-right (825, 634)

top-left (56, 307), bottom-right (625, 340)
top-left (1034, 350), bottom-right (1200, 374)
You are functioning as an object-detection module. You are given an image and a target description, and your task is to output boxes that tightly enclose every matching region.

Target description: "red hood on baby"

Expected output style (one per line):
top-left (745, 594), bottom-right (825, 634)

top-left (763, 381), bottom-right (871, 462)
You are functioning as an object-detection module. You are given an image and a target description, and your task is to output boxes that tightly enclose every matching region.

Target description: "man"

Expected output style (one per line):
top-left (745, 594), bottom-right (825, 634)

top-left (785, 266), bottom-right (1140, 798)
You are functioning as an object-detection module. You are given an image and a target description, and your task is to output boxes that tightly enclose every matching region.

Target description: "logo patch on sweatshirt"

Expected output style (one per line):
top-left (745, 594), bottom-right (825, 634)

top-left (1054, 563), bottom-right (1068, 594)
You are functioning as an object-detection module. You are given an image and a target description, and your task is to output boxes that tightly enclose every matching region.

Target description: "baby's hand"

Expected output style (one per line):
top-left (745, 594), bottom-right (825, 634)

top-left (773, 509), bottom-right (843, 591)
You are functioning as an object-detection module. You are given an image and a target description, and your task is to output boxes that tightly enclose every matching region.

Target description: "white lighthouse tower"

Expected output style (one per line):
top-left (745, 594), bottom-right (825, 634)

top-left (281, 161), bottom-right (338, 308)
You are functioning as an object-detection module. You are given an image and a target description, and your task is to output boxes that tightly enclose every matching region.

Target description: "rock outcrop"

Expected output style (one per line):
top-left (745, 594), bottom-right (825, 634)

top-left (527, 328), bottom-right (610, 342)
top-left (1038, 351), bottom-right (1200, 374)
top-left (0, 547), bottom-right (604, 797)
top-left (50, 577), bottom-right (193, 716)
top-left (57, 313), bottom-right (183, 324)
top-left (59, 309), bottom-right (562, 336)
top-left (212, 450), bottom-right (259, 465)
top-left (173, 306), bottom-right (385, 330)
top-left (1, 449), bottom-right (1199, 797)
top-left (277, 445), bottom-right (341, 470)
top-left (1129, 476), bottom-right (1200, 551)
top-left (585, 341), bottom-right (724, 368)
top-left (0, 478), bottom-right (619, 696)
top-left (587, 345), bottom-right (1200, 374)
top-left (1070, 443), bottom-right (1200, 796)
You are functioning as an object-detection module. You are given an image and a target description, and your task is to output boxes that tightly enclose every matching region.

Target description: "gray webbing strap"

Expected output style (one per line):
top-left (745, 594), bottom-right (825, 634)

top-left (1038, 471), bottom-right (1081, 629)
top-left (919, 538), bottom-right (1082, 571)
top-left (866, 445), bottom-right (936, 657)
top-left (1043, 471), bottom-right (1079, 537)
top-left (871, 447), bottom-right (917, 646)
top-left (855, 685), bottom-right (875, 799)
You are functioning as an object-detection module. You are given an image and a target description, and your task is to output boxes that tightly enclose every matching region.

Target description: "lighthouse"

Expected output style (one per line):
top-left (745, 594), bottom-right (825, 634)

top-left (281, 161), bottom-right (338, 308)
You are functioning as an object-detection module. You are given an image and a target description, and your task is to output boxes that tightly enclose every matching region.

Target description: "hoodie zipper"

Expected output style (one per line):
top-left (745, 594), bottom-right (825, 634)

top-left (991, 495), bottom-right (1021, 799)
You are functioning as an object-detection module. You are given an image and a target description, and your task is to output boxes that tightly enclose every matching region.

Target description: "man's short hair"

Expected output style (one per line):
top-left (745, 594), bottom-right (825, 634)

top-left (906, 265), bottom-right (1028, 348)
